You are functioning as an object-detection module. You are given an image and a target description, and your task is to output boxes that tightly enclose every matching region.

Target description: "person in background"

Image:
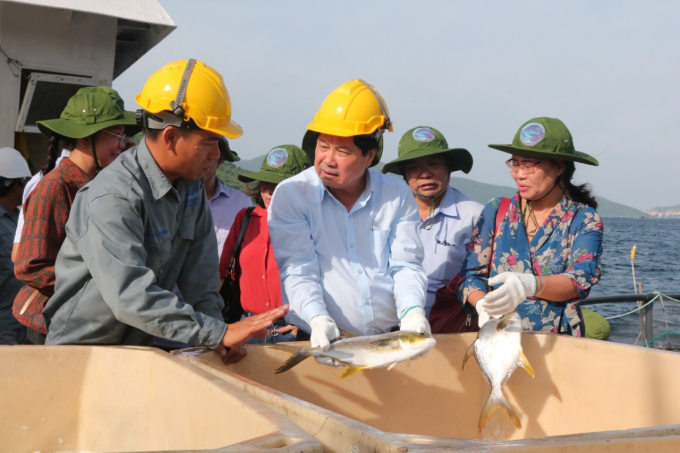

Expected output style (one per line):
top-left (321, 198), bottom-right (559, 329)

top-left (458, 117), bottom-right (603, 336)
top-left (268, 79), bottom-right (429, 360)
top-left (10, 87), bottom-right (133, 263)
top-left (43, 60), bottom-right (285, 363)
top-left (13, 87), bottom-right (139, 344)
top-left (0, 148), bottom-right (31, 344)
top-left (382, 126), bottom-right (482, 317)
top-left (219, 145), bottom-right (311, 344)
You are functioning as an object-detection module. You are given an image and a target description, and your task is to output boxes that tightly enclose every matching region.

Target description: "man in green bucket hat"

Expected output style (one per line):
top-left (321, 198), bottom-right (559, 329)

top-left (457, 116), bottom-right (603, 337)
top-left (44, 60), bottom-right (287, 362)
top-left (382, 126), bottom-right (482, 317)
top-left (218, 145), bottom-right (311, 344)
top-left (13, 86), bottom-right (139, 344)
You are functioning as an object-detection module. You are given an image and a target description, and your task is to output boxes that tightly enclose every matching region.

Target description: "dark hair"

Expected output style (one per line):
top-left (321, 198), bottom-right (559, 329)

top-left (42, 133), bottom-right (76, 175)
top-left (245, 181), bottom-right (265, 208)
top-left (559, 161), bottom-right (598, 209)
top-left (353, 134), bottom-right (380, 157)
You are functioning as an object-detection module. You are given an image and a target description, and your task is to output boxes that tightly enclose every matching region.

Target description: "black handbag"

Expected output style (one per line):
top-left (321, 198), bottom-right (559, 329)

top-left (219, 207), bottom-right (255, 323)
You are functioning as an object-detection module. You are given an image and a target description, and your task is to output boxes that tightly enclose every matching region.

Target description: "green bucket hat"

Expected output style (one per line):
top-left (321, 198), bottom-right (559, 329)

top-left (37, 86), bottom-right (139, 139)
top-left (488, 117), bottom-right (599, 166)
top-left (301, 130), bottom-right (384, 168)
top-left (238, 145), bottom-right (311, 184)
top-left (218, 137), bottom-right (240, 163)
top-left (381, 126), bottom-right (473, 176)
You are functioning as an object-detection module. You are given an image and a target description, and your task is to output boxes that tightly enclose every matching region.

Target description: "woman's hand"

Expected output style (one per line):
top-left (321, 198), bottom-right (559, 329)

top-left (221, 305), bottom-right (288, 347)
top-left (277, 324), bottom-right (299, 337)
top-left (484, 272), bottom-right (537, 316)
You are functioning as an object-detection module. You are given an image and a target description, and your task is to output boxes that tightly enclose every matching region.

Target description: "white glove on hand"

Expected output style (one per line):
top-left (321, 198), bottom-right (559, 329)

top-left (400, 307), bottom-right (432, 335)
top-left (309, 315), bottom-right (342, 367)
top-left (475, 299), bottom-right (491, 327)
top-left (484, 272), bottom-right (537, 317)
top-left (310, 315), bottom-right (340, 351)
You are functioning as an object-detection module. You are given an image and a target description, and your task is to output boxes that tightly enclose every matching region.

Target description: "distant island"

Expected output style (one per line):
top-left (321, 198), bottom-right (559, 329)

top-left (645, 204), bottom-right (680, 218)
top-left (219, 156), bottom-right (649, 218)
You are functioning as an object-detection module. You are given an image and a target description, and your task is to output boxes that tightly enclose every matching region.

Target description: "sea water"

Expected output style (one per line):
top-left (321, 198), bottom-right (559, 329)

top-left (587, 217), bottom-right (680, 345)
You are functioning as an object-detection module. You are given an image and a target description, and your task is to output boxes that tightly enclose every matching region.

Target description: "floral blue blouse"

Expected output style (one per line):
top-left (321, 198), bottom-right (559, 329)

top-left (458, 193), bottom-right (604, 336)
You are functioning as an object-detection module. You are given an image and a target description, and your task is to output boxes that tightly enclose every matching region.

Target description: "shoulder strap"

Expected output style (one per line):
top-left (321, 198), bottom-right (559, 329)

top-left (227, 207), bottom-right (255, 276)
top-left (494, 197), bottom-right (510, 239)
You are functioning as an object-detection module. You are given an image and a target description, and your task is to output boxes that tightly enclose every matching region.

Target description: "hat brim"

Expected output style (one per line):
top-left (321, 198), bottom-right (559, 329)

top-left (382, 147), bottom-right (473, 175)
top-left (238, 170), bottom-right (287, 185)
top-left (302, 130), bottom-right (383, 167)
top-left (37, 111), bottom-right (140, 139)
top-left (488, 144), bottom-right (599, 166)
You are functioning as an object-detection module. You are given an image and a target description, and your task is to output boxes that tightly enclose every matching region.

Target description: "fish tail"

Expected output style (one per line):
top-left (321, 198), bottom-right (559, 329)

top-left (478, 388), bottom-right (522, 432)
top-left (269, 344), bottom-right (314, 374)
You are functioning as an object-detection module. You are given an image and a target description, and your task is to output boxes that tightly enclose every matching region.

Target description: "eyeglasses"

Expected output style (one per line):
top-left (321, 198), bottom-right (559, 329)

top-left (101, 129), bottom-right (128, 147)
top-left (505, 159), bottom-right (542, 174)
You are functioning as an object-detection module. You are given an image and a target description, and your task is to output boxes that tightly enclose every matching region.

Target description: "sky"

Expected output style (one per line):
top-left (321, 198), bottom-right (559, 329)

top-left (113, 0), bottom-right (680, 211)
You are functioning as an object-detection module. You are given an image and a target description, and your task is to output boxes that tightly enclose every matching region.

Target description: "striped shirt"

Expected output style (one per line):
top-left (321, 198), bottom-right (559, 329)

top-left (13, 157), bottom-right (89, 333)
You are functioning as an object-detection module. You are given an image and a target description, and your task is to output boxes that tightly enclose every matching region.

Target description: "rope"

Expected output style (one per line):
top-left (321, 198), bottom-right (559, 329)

top-left (603, 293), bottom-right (660, 320)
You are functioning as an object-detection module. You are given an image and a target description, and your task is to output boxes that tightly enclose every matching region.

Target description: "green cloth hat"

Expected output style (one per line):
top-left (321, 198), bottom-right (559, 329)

top-left (37, 86), bottom-right (139, 139)
top-left (488, 117), bottom-right (599, 166)
top-left (301, 130), bottom-right (384, 168)
top-left (381, 126), bottom-right (473, 175)
top-left (238, 145), bottom-right (311, 184)
top-left (218, 137), bottom-right (240, 162)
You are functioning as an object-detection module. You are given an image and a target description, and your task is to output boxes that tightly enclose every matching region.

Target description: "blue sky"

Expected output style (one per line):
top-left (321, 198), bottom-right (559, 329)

top-left (113, 1), bottom-right (680, 210)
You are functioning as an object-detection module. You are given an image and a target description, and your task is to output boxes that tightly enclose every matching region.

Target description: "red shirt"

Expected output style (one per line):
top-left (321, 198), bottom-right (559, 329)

top-left (13, 157), bottom-right (90, 333)
top-left (219, 205), bottom-right (283, 314)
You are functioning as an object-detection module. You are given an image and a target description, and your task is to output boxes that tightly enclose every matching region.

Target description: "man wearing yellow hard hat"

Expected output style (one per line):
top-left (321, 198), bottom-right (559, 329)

top-left (44, 60), bottom-right (286, 360)
top-left (268, 80), bottom-right (429, 354)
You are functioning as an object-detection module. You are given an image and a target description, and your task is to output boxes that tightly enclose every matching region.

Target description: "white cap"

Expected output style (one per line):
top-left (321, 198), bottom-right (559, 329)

top-left (0, 147), bottom-right (31, 180)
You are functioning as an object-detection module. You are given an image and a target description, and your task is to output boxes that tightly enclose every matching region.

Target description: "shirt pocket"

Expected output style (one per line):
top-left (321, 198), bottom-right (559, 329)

top-left (371, 229), bottom-right (391, 271)
top-left (143, 236), bottom-right (172, 277)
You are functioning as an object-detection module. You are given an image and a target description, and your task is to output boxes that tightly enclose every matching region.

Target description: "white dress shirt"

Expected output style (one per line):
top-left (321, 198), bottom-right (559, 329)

top-left (417, 186), bottom-right (482, 317)
top-left (268, 167), bottom-right (427, 335)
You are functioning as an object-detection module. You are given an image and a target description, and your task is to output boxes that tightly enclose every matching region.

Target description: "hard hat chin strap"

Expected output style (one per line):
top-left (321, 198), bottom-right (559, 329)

top-left (169, 59), bottom-right (196, 119)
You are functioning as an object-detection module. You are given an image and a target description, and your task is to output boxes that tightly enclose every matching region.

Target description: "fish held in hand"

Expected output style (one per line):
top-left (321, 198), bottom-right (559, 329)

top-left (462, 312), bottom-right (535, 432)
top-left (270, 330), bottom-right (436, 379)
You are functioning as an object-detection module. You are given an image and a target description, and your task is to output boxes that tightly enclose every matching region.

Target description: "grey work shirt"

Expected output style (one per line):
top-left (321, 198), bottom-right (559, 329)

top-left (0, 205), bottom-right (23, 330)
top-left (44, 140), bottom-right (227, 348)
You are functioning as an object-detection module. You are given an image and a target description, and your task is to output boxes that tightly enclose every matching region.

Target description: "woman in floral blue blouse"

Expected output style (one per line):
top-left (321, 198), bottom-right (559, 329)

top-left (458, 117), bottom-right (603, 336)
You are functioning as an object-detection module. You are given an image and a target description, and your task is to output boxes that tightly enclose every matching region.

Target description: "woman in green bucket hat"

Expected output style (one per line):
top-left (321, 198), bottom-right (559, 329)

top-left (458, 117), bottom-right (604, 337)
top-left (13, 86), bottom-right (138, 344)
top-left (382, 126), bottom-right (482, 318)
top-left (218, 145), bottom-right (311, 343)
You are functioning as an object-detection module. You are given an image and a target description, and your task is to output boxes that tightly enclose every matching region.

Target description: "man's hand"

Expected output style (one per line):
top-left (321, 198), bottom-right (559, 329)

top-left (221, 305), bottom-right (288, 348)
top-left (310, 315), bottom-right (340, 351)
top-left (485, 272), bottom-right (537, 317)
top-left (400, 307), bottom-right (431, 335)
top-left (215, 343), bottom-right (247, 365)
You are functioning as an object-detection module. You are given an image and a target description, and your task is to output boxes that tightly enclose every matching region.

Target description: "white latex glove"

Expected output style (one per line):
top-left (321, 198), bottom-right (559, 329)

top-left (475, 299), bottom-right (491, 327)
top-left (484, 272), bottom-right (537, 317)
top-left (400, 307), bottom-right (432, 335)
top-left (309, 315), bottom-right (342, 367)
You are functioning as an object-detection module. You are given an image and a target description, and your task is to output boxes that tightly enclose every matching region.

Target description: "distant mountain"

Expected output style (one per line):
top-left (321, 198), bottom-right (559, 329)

top-left (220, 157), bottom-right (647, 218)
top-left (645, 204), bottom-right (680, 218)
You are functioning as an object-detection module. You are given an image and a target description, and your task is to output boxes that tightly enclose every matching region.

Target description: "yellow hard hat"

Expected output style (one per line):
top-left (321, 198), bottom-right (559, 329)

top-left (135, 59), bottom-right (242, 138)
top-left (303, 79), bottom-right (392, 167)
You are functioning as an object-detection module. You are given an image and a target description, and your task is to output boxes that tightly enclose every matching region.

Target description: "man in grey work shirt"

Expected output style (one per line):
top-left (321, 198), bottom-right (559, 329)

top-left (44, 59), bottom-right (285, 360)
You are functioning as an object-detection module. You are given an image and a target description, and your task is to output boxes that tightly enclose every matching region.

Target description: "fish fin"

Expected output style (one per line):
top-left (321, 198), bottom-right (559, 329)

top-left (478, 389), bottom-right (522, 433)
top-left (338, 365), bottom-right (369, 379)
top-left (387, 362), bottom-right (398, 371)
top-left (496, 317), bottom-right (510, 331)
top-left (519, 350), bottom-right (535, 378)
top-left (371, 338), bottom-right (399, 347)
top-left (338, 327), bottom-right (360, 338)
top-left (269, 345), bottom-right (314, 374)
top-left (462, 341), bottom-right (476, 370)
